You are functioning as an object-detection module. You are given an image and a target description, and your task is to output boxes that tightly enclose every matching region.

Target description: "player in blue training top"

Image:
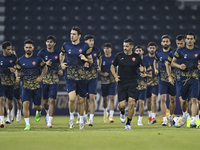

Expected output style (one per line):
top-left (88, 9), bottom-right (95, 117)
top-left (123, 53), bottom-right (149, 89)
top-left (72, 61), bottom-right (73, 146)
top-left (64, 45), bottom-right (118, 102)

top-left (144, 42), bottom-right (158, 124)
top-left (0, 41), bottom-right (17, 128)
top-left (98, 43), bottom-right (116, 123)
top-left (135, 46), bottom-right (152, 126)
top-left (172, 32), bottom-right (200, 128)
top-left (38, 35), bottom-right (62, 128)
top-left (154, 35), bottom-right (176, 126)
top-left (60, 27), bottom-right (93, 130)
top-left (16, 39), bottom-right (47, 130)
top-left (83, 35), bottom-right (101, 126)
top-left (165, 35), bottom-right (185, 126)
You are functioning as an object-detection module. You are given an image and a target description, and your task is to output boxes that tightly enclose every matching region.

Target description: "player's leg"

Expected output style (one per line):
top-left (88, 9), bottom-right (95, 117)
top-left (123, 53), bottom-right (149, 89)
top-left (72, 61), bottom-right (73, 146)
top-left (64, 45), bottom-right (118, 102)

top-left (23, 101), bottom-right (31, 130)
top-left (14, 86), bottom-right (22, 122)
top-left (108, 83), bottom-right (116, 123)
top-left (42, 84), bottom-right (49, 123)
top-left (125, 97), bottom-right (136, 129)
top-left (76, 97), bottom-right (80, 124)
top-left (0, 96), bottom-right (5, 128)
top-left (195, 101), bottom-right (200, 128)
top-left (137, 89), bottom-right (145, 126)
top-left (101, 84), bottom-right (109, 123)
top-left (151, 85), bottom-right (158, 124)
top-left (146, 86), bottom-right (152, 124)
top-left (118, 100), bottom-right (126, 123)
top-left (6, 98), bottom-right (13, 124)
top-left (85, 97), bottom-right (89, 124)
top-left (190, 98), bottom-right (198, 128)
top-left (168, 83), bottom-right (176, 127)
top-left (33, 88), bottom-right (42, 123)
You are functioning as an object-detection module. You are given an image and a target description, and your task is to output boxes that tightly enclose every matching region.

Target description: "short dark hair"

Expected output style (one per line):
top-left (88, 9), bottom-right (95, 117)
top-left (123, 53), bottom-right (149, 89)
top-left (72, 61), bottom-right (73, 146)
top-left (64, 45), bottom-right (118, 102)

top-left (148, 42), bottom-right (156, 47)
top-left (47, 35), bottom-right (56, 43)
top-left (71, 26), bottom-right (81, 35)
top-left (161, 35), bottom-right (170, 41)
top-left (102, 43), bottom-right (112, 49)
top-left (84, 35), bottom-right (94, 41)
top-left (176, 35), bottom-right (185, 41)
top-left (2, 41), bottom-right (12, 49)
top-left (24, 39), bottom-right (34, 45)
top-left (185, 32), bottom-right (195, 39)
top-left (124, 38), bottom-right (134, 45)
top-left (135, 45), bottom-right (143, 50)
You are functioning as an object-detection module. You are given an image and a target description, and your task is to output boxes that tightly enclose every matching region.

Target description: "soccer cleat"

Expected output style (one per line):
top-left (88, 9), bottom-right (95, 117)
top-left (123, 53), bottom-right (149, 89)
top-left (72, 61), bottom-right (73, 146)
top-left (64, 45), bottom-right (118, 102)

top-left (16, 111), bottom-right (21, 122)
top-left (148, 117), bottom-right (152, 124)
top-left (79, 123), bottom-right (85, 130)
top-left (24, 125), bottom-right (31, 130)
top-left (103, 113), bottom-right (108, 123)
top-left (180, 114), bottom-right (187, 126)
top-left (168, 118), bottom-right (173, 127)
top-left (195, 119), bottom-right (200, 128)
top-left (186, 118), bottom-right (191, 128)
top-left (109, 117), bottom-right (114, 123)
top-left (69, 119), bottom-right (74, 129)
top-left (151, 118), bottom-right (157, 124)
top-left (6, 118), bottom-right (11, 124)
top-left (88, 119), bottom-right (93, 126)
top-left (137, 120), bottom-right (143, 126)
top-left (120, 113), bottom-right (126, 123)
top-left (76, 118), bottom-right (80, 124)
top-left (125, 124), bottom-right (131, 130)
top-left (190, 123), bottom-right (197, 128)
top-left (0, 124), bottom-right (5, 128)
top-left (47, 123), bottom-right (53, 128)
top-left (35, 112), bottom-right (41, 122)
top-left (162, 120), bottom-right (168, 126)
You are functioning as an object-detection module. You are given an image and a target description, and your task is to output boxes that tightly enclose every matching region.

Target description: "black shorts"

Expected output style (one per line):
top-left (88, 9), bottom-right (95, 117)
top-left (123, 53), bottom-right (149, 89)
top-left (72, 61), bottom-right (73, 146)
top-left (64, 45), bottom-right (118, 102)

top-left (117, 82), bottom-right (138, 102)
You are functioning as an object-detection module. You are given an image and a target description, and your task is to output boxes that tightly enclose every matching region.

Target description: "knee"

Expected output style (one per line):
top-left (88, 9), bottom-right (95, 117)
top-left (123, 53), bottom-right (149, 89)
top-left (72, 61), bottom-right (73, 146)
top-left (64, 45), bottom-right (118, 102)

top-left (78, 97), bottom-right (84, 104)
top-left (139, 100), bottom-right (144, 107)
top-left (34, 105), bottom-right (41, 110)
top-left (128, 99), bottom-right (135, 107)
top-left (118, 102), bottom-right (126, 109)
top-left (23, 101), bottom-right (30, 108)
top-left (49, 98), bottom-right (55, 105)
top-left (110, 96), bottom-right (115, 102)
top-left (89, 96), bottom-right (95, 104)
top-left (69, 97), bottom-right (76, 103)
top-left (160, 96), bottom-right (166, 103)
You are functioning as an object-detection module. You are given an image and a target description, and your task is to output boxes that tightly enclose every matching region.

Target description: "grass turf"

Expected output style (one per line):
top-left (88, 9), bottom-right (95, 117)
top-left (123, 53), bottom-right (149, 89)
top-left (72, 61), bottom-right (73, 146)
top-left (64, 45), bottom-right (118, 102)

top-left (0, 115), bottom-right (199, 150)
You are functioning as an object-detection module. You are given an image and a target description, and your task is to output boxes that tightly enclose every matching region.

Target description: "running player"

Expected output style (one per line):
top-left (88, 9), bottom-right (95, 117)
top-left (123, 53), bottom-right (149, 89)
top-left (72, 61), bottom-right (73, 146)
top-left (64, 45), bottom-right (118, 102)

top-left (16, 39), bottom-right (47, 130)
top-left (84, 35), bottom-right (101, 126)
top-left (98, 43), bottom-right (116, 123)
top-left (38, 35), bottom-right (62, 128)
top-left (171, 32), bottom-right (200, 128)
top-left (60, 27), bottom-right (93, 130)
top-left (135, 46), bottom-right (152, 126)
top-left (111, 38), bottom-right (144, 130)
top-left (144, 42), bottom-right (158, 124)
top-left (154, 35), bottom-right (176, 126)
top-left (0, 41), bottom-right (17, 128)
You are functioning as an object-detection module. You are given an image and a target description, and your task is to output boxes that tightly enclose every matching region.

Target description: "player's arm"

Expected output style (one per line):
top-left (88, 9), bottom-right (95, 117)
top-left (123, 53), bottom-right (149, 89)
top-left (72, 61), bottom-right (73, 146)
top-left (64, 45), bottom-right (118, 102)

top-left (153, 59), bottom-right (159, 75)
top-left (60, 51), bottom-right (67, 69)
top-left (165, 60), bottom-right (174, 85)
top-left (110, 65), bottom-right (120, 82)
top-left (36, 65), bottom-right (48, 83)
top-left (79, 54), bottom-right (93, 64)
top-left (171, 57), bottom-right (186, 70)
top-left (97, 55), bottom-right (101, 72)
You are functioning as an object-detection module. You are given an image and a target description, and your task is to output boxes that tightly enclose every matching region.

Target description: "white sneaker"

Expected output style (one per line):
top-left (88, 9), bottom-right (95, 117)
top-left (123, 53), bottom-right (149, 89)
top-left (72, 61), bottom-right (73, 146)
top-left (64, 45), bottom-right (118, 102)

top-left (137, 120), bottom-right (143, 126)
top-left (16, 111), bottom-right (21, 122)
top-left (69, 119), bottom-right (74, 129)
top-left (125, 124), bottom-right (131, 130)
top-left (120, 113), bottom-right (126, 123)
top-left (79, 123), bottom-right (85, 130)
top-left (162, 120), bottom-right (168, 126)
top-left (47, 123), bottom-right (53, 128)
top-left (168, 117), bottom-right (173, 127)
top-left (88, 119), bottom-right (93, 126)
top-left (181, 114), bottom-right (188, 126)
top-left (6, 118), bottom-right (11, 124)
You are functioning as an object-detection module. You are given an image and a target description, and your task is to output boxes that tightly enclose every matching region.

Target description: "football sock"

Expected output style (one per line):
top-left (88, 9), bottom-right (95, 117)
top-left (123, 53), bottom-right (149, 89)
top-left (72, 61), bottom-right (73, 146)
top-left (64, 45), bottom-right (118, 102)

top-left (126, 117), bottom-right (132, 125)
top-left (80, 116), bottom-right (84, 124)
top-left (138, 116), bottom-right (143, 122)
top-left (121, 110), bottom-right (125, 115)
top-left (24, 118), bottom-right (30, 126)
top-left (148, 111), bottom-right (152, 117)
top-left (89, 114), bottom-right (94, 121)
top-left (48, 116), bottom-right (53, 124)
top-left (70, 112), bottom-right (74, 120)
top-left (104, 108), bottom-right (107, 115)
top-left (163, 117), bottom-right (167, 122)
top-left (0, 116), bottom-right (4, 124)
top-left (152, 113), bottom-right (156, 119)
top-left (109, 110), bottom-right (114, 117)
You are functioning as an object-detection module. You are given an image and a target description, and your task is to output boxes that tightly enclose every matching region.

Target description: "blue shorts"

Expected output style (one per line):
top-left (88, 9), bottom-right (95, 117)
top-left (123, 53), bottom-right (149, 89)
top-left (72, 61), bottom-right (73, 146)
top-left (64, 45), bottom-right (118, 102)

top-left (0, 83), bottom-right (14, 100)
top-left (146, 85), bottom-right (158, 98)
top-left (86, 78), bottom-right (98, 95)
top-left (14, 87), bottom-right (21, 100)
top-left (159, 81), bottom-right (176, 96)
top-left (42, 84), bottom-right (58, 99)
top-left (180, 78), bottom-right (199, 100)
top-left (176, 81), bottom-right (181, 98)
top-left (22, 87), bottom-right (42, 105)
top-left (137, 89), bottom-right (146, 101)
top-left (101, 82), bottom-right (117, 97)
top-left (65, 79), bottom-right (87, 97)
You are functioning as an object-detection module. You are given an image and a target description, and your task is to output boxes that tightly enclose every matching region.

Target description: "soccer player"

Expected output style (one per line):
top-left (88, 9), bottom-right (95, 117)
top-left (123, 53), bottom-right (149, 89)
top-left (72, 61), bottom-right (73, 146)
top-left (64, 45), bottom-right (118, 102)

top-left (38, 35), bottom-right (62, 128)
top-left (98, 43), bottom-right (116, 123)
top-left (135, 46), bottom-right (152, 126)
top-left (154, 35), bottom-right (176, 126)
top-left (111, 38), bottom-right (144, 130)
top-left (60, 27), bottom-right (93, 130)
top-left (0, 41), bottom-right (17, 128)
top-left (83, 35), bottom-right (101, 126)
top-left (171, 32), bottom-right (200, 128)
top-left (144, 42), bottom-right (158, 124)
top-left (16, 39), bottom-right (47, 130)
top-left (165, 35), bottom-right (185, 126)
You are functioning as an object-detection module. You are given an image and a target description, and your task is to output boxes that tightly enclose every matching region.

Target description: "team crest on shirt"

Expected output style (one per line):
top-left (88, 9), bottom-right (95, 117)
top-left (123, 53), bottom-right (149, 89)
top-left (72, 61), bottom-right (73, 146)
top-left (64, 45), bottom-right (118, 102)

top-left (9, 60), bottom-right (13, 63)
top-left (45, 56), bottom-right (48, 60)
top-left (184, 54), bottom-right (187, 59)
top-left (32, 61), bottom-right (36, 65)
top-left (55, 56), bottom-right (58, 59)
top-left (194, 54), bottom-right (198, 58)
top-left (132, 57), bottom-right (135, 61)
top-left (79, 49), bottom-right (82, 53)
top-left (93, 53), bottom-right (97, 57)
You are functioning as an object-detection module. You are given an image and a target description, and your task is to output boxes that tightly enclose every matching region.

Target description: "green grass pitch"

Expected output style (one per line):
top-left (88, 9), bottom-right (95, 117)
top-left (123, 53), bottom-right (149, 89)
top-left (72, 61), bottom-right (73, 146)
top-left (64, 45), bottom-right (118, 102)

top-left (0, 115), bottom-right (199, 150)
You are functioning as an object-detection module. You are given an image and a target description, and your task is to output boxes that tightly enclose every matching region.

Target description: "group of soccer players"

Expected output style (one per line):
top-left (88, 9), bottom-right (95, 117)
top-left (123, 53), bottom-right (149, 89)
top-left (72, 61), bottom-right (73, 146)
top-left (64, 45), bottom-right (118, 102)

top-left (0, 26), bottom-right (199, 130)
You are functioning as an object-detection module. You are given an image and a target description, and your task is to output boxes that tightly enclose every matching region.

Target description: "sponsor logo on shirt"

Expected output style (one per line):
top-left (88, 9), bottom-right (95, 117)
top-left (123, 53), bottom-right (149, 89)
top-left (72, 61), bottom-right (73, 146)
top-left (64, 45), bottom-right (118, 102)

top-left (32, 61), bottom-right (36, 65)
top-left (55, 56), bottom-right (58, 59)
top-left (9, 60), bottom-right (13, 63)
top-left (194, 54), bottom-right (198, 58)
top-left (93, 53), bottom-right (97, 57)
top-left (79, 49), bottom-right (82, 53)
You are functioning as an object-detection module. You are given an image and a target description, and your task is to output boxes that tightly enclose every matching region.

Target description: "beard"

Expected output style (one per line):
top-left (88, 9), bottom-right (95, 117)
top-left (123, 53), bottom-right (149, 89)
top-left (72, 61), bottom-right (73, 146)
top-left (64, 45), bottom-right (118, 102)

top-left (163, 45), bottom-right (169, 50)
top-left (124, 49), bottom-right (131, 55)
top-left (26, 51), bottom-right (32, 55)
